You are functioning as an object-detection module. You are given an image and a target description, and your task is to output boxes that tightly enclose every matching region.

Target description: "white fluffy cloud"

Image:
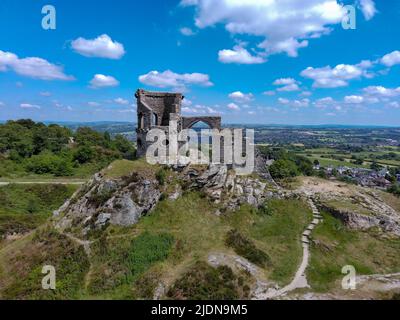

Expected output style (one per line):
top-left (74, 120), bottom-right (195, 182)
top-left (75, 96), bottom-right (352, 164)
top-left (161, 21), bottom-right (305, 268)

top-left (363, 86), bottom-right (400, 98)
top-left (228, 91), bottom-right (254, 103)
top-left (380, 50), bottom-right (400, 67)
top-left (387, 101), bottom-right (400, 108)
top-left (278, 97), bottom-right (309, 108)
top-left (227, 102), bottom-right (240, 111)
top-left (182, 98), bottom-right (193, 108)
top-left (183, 0), bottom-right (350, 58)
top-left (20, 103), bottom-right (41, 109)
top-left (278, 98), bottom-right (290, 105)
top-left (273, 78), bottom-right (301, 92)
top-left (183, 104), bottom-right (220, 114)
top-left (300, 91), bottom-right (312, 97)
top-left (114, 98), bottom-right (129, 105)
top-left (89, 74), bottom-right (120, 88)
top-left (139, 70), bottom-right (213, 89)
top-left (358, 0), bottom-right (377, 21)
top-left (314, 97), bottom-right (335, 107)
top-left (292, 99), bottom-right (310, 108)
top-left (180, 27), bottom-right (196, 36)
top-left (300, 61), bottom-right (371, 88)
top-left (0, 50), bottom-right (73, 81)
top-left (71, 34), bottom-right (125, 59)
top-left (218, 45), bottom-right (265, 64)
top-left (344, 95), bottom-right (364, 104)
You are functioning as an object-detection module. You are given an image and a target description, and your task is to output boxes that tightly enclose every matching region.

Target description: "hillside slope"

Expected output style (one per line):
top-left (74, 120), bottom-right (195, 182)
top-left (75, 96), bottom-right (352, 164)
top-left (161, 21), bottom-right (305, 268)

top-left (0, 161), bottom-right (400, 300)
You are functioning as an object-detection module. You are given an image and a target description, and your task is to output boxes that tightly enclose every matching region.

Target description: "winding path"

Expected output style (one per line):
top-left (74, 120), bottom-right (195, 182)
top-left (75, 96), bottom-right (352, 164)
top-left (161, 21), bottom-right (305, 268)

top-left (263, 198), bottom-right (323, 299)
top-left (0, 181), bottom-right (85, 186)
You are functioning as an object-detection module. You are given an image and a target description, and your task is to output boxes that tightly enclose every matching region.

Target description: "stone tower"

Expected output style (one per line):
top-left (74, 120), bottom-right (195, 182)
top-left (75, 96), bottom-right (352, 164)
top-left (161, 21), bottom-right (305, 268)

top-left (135, 89), bottom-right (184, 157)
top-left (135, 89), bottom-right (222, 158)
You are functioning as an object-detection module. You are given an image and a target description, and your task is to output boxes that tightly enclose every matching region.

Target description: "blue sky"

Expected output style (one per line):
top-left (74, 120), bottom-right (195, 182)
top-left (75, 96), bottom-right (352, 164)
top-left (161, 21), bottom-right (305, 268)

top-left (0, 0), bottom-right (400, 125)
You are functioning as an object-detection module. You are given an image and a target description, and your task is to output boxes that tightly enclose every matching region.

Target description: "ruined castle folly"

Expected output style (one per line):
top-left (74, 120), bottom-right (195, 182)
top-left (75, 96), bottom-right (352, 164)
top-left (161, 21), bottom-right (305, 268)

top-left (135, 89), bottom-right (221, 157)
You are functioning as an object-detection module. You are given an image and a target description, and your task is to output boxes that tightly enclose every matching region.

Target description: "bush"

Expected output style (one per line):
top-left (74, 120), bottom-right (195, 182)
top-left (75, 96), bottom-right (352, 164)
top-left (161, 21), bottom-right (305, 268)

top-left (391, 292), bottom-right (400, 300)
top-left (25, 151), bottom-right (73, 176)
top-left (269, 159), bottom-right (299, 180)
top-left (294, 155), bottom-right (313, 176)
top-left (225, 229), bottom-right (271, 268)
top-left (156, 168), bottom-right (168, 186)
top-left (388, 184), bottom-right (400, 197)
top-left (127, 232), bottom-right (174, 279)
top-left (167, 262), bottom-right (247, 300)
top-left (73, 146), bottom-right (95, 164)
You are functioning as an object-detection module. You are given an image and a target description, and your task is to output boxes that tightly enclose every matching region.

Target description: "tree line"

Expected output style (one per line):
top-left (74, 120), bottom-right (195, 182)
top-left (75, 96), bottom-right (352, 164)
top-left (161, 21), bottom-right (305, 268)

top-left (0, 119), bottom-right (136, 177)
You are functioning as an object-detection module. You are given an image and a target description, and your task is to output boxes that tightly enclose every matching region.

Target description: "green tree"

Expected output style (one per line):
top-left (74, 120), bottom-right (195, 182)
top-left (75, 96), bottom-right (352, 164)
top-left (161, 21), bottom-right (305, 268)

top-left (73, 146), bottom-right (95, 164)
top-left (269, 159), bottom-right (299, 180)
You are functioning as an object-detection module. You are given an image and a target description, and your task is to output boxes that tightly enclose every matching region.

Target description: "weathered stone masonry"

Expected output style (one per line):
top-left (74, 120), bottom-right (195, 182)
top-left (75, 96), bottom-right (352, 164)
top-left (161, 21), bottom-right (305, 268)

top-left (135, 89), bottom-right (222, 157)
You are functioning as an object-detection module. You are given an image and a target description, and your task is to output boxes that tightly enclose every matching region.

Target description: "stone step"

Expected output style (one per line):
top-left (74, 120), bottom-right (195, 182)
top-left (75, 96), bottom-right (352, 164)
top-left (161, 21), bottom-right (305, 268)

top-left (303, 230), bottom-right (311, 237)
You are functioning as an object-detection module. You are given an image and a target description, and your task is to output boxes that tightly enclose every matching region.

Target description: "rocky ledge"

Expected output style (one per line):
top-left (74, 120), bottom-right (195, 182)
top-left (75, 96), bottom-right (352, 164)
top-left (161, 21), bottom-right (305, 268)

top-left (54, 161), bottom-right (279, 237)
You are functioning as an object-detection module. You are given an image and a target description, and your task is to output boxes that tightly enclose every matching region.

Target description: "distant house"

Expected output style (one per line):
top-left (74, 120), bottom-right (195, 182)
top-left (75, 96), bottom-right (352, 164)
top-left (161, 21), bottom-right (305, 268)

top-left (377, 168), bottom-right (389, 178)
top-left (374, 177), bottom-right (392, 188)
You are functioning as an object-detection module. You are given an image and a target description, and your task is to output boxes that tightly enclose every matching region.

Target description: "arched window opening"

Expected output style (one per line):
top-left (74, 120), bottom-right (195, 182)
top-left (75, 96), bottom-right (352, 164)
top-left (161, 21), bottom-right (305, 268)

top-left (152, 113), bottom-right (158, 126)
top-left (139, 113), bottom-right (144, 129)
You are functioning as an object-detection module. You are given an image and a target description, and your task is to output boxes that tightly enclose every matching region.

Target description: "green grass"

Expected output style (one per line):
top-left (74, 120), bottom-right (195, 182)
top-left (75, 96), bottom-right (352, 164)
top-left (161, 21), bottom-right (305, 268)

top-left (0, 190), bottom-right (314, 299)
top-left (87, 231), bottom-right (175, 299)
top-left (167, 261), bottom-right (250, 300)
top-left (308, 212), bottom-right (400, 292)
top-left (378, 191), bottom-right (400, 212)
top-left (102, 159), bottom-right (158, 179)
top-left (0, 227), bottom-right (90, 300)
top-left (89, 194), bottom-right (313, 295)
top-left (0, 157), bottom-right (117, 180)
top-left (308, 156), bottom-right (369, 168)
top-left (0, 184), bottom-right (78, 239)
top-left (323, 199), bottom-right (374, 216)
top-left (298, 147), bottom-right (400, 169)
top-left (247, 199), bottom-right (312, 284)
top-left (225, 229), bottom-right (271, 268)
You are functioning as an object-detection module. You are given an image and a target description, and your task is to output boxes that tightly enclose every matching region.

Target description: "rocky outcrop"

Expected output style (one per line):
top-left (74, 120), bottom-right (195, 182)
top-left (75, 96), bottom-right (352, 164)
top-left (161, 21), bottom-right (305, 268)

top-left (296, 177), bottom-right (400, 237)
top-left (55, 171), bottom-right (162, 236)
top-left (55, 163), bottom-right (278, 237)
top-left (185, 164), bottom-right (278, 212)
top-left (319, 204), bottom-right (400, 236)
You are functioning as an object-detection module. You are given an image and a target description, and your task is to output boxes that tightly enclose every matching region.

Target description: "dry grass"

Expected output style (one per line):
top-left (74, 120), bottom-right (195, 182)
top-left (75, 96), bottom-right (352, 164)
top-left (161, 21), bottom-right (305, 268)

top-left (102, 159), bottom-right (158, 179)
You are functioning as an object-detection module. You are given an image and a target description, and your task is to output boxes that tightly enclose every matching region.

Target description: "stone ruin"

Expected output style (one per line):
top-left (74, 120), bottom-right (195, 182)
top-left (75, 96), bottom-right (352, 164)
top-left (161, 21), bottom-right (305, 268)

top-left (135, 89), bottom-right (222, 157)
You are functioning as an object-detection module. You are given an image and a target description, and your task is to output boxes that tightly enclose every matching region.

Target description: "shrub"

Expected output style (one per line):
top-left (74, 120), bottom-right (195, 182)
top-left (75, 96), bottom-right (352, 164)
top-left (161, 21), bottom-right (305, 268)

top-left (269, 159), bottom-right (299, 180)
top-left (391, 292), bottom-right (400, 300)
top-left (167, 262), bottom-right (247, 300)
top-left (73, 145), bottom-right (95, 164)
top-left (225, 229), bottom-right (271, 268)
top-left (87, 189), bottom-right (114, 207)
top-left (156, 168), bottom-right (168, 186)
top-left (388, 183), bottom-right (400, 197)
top-left (127, 232), bottom-right (174, 279)
top-left (25, 151), bottom-right (73, 176)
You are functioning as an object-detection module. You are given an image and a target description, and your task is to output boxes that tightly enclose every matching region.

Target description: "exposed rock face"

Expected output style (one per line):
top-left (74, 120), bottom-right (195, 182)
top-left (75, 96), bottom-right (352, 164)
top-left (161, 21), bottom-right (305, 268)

top-left (320, 204), bottom-right (400, 236)
top-left (294, 177), bottom-right (400, 237)
top-left (55, 172), bottom-right (161, 236)
top-left (55, 163), bottom-right (278, 237)
top-left (185, 164), bottom-right (276, 211)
